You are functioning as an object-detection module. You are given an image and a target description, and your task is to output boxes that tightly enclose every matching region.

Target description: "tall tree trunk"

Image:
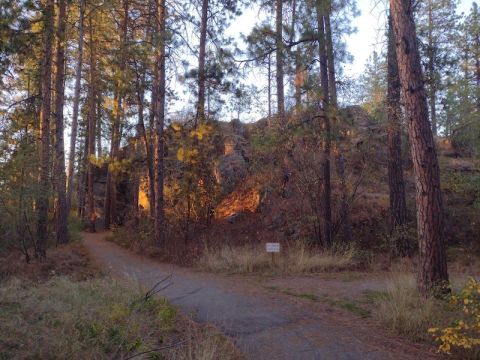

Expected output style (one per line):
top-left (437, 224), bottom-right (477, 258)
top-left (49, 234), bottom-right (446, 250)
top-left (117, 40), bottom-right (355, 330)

top-left (148, 69), bottom-right (157, 216)
top-left (154, 0), bottom-right (166, 245)
top-left (390, 0), bottom-right (448, 294)
top-left (87, 15), bottom-right (97, 232)
top-left (96, 93), bottom-right (102, 157)
top-left (427, 1), bottom-right (437, 136)
top-left (105, 0), bottom-right (129, 229)
top-left (267, 53), bottom-right (272, 121)
top-left (53, 0), bottom-right (69, 244)
top-left (316, 0), bottom-right (332, 247)
top-left (475, 22), bottom-right (480, 111)
top-left (195, 0), bottom-right (208, 126)
top-left (36, 0), bottom-right (55, 258)
top-left (324, 8), bottom-right (337, 106)
top-left (387, 15), bottom-right (408, 248)
top-left (134, 63), bottom-right (155, 218)
top-left (325, 3), bottom-right (350, 242)
top-left (275, 0), bottom-right (285, 123)
top-left (290, 0), bottom-right (302, 110)
top-left (67, 0), bottom-right (85, 212)
top-left (77, 133), bottom-right (87, 219)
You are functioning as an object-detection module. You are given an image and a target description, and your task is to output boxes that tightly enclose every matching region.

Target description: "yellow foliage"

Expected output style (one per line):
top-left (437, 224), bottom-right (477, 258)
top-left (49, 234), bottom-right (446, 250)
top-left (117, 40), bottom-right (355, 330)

top-left (176, 147), bottom-right (198, 163)
top-left (108, 158), bottom-right (132, 174)
top-left (171, 122), bottom-right (183, 132)
top-left (138, 188), bottom-right (149, 211)
top-left (429, 277), bottom-right (480, 354)
top-left (189, 123), bottom-right (211, 140)
top-left (88, 154), bottom-right (109, 167)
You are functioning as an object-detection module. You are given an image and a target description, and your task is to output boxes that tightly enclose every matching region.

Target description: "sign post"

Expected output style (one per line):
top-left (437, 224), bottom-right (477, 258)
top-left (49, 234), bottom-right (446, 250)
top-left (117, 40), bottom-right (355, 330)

top-left (266, 242), bottom-right (280, 266)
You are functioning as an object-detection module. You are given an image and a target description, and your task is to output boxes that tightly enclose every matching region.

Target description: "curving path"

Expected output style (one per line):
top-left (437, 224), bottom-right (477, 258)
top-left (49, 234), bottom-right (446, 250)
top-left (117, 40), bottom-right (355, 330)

top-left (82, 232), bottom-right (441, 360)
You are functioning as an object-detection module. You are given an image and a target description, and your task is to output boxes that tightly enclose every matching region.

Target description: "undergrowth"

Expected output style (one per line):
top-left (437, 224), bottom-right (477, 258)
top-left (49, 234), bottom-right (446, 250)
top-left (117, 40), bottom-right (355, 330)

top-left (0, 277), bottom-right (241, 360)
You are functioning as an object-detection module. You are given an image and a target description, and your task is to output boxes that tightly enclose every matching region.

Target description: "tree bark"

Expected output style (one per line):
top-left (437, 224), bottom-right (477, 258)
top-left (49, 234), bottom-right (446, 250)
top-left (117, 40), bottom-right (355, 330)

top-left (195, 0), bottom-right (208, 126)
top-left (87, 14), bottom-right (97, 232)
top-left (67, 0), bottom-right (85, 212)
top-left (77, 134), bottom-right (87, 219)
top-left (316, 0), bottom-right (332, 247)
top-left (290, 0), bottom-right (302, 109)
top-left (105, 0), bottom-right (129, 229)
top-left (36, 0), bottom-right (55, 258)
top-left (275, 0), bottom-right (285, 123)
top-left (96, 93), bottom-right (102, 157)
top-left (154, 0), bottom-right (166, 245)
top-left (267, 53), bottom-right (272, 121)
top-left (134, 62), bottom-right (155, 218)
top-left (427, 1), bottom-right (437, 136)
top-left (53, 0), bottom-right (69, 244)
top-left (387, 15), bottom-right (408, 239)
top-left (324, 7), bottom-right (337, 106)
top-left (324, 2), bottom-right (351, 242)
top-left (390, 0), bottom-right (448, 293)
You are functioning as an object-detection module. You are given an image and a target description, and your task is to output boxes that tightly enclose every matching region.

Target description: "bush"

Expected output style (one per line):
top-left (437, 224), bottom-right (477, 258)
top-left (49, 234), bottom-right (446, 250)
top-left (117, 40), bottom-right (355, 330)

top-left (429, 277), bottom-right (480, 357)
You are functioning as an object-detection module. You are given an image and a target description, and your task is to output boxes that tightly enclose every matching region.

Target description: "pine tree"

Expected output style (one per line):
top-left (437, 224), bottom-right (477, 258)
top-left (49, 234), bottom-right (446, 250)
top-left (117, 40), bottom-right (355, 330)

top-left (390, 0), bottom-right (449, 294)
top-left (387, 14), bottom-right (408, 253)
top-left (415, 0), bottom-right (459, 136)
top-left (36, 0), bottom-right (55, 258)
top-left (53, 0), bottom-right (69, 244)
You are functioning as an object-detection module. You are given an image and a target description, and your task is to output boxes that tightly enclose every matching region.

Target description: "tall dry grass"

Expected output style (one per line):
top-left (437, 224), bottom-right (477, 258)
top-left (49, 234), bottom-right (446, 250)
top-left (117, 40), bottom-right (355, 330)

top-left (197, 241), bottom-right (358, 275)
top-left (369, 274), bottom-right (453, 342)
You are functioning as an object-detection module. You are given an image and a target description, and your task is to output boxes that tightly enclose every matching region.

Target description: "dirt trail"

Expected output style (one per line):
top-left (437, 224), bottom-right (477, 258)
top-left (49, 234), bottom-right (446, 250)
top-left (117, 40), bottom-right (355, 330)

top-left (82, 232), bottom-right (440, 360)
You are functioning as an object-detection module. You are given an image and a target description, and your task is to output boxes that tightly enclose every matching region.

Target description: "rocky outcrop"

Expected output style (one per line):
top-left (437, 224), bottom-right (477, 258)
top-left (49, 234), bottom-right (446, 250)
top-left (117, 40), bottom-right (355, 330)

top-left (214, 119), bottom-right (249, 194)
top-left (215, 188), bottom-right (261, 219)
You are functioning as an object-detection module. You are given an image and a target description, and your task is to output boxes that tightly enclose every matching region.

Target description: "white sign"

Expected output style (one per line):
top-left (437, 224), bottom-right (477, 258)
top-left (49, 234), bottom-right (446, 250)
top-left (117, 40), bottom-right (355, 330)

top-left (266, 242), bottom-right (280, 253)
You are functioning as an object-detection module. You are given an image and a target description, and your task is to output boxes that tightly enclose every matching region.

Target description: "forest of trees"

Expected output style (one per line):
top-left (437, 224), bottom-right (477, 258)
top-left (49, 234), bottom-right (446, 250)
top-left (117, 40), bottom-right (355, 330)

top-left (0, 0), bottom-right (479, 297)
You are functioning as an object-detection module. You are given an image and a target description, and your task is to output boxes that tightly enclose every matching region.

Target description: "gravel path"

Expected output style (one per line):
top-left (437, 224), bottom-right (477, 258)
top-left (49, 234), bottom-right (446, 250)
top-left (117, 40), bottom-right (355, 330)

top-left (82, 232), bottom-right (440, 360)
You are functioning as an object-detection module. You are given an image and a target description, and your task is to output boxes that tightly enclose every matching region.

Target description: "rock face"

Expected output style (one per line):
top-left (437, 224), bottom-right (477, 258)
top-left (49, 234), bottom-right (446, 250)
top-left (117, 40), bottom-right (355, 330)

top-left (215, 188), bottom-right (261, 219)
top-left (214, 119), bottom-right (249, 194)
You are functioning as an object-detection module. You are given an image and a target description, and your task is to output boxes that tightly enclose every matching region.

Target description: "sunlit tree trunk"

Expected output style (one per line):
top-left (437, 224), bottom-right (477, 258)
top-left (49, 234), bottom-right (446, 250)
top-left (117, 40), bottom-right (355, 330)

top-left (67, 0), bottom-right (85, 212)
top-left (36, 0), bottom-right (55, 258)
top-left (390, 0), bottom-right (448, 294)
top-left (53, 0), bottom-right (69, 244)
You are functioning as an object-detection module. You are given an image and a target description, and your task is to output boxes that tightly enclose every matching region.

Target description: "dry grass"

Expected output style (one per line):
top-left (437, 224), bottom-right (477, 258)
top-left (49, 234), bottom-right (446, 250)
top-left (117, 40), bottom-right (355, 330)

top-left (168, 324), bottom-right (241, 360)
top-left (197, 241), bottom-right (358, 275)
top-left (0, 277), bottom-right (241, 360)
top-left (0, 241), bottom-right (99, 282)
top-left (369, 274), bottom-right (455, 342)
